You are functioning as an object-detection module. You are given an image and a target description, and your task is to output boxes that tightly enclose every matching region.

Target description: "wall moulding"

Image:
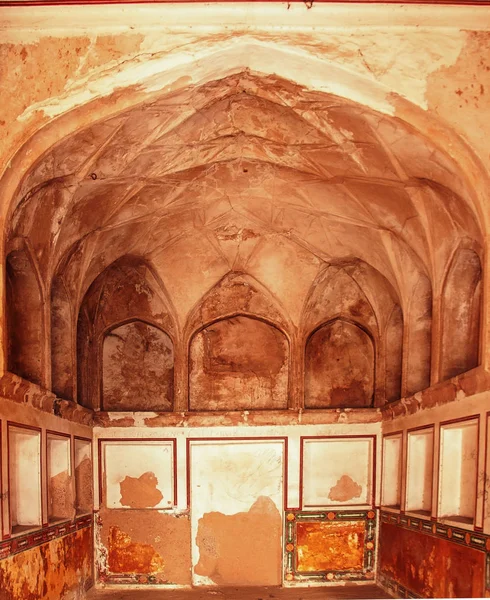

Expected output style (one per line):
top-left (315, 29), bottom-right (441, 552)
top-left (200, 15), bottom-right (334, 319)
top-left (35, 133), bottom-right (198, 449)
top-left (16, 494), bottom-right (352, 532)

top-left (93, 408), bottom-right (383, 428)
top-left (284, 509), bottom-right (376, 585)
top-left (0, 513), bottom-right (92, 561)
top-left (381, 366), bottom-right (490, 421)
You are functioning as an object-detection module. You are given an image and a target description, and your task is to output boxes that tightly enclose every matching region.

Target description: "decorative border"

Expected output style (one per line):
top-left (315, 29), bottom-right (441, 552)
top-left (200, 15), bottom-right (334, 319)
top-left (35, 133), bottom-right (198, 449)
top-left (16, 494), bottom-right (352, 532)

top-left (381, 510), bottom-right (489, 554)
top-left (378, 572), bottom-right (422, 599)
top-left (283, 509), bottom-right (376, 583)
top-left (381, 510), bottom-right (490, 594)
top-left (0, 513), bottom-right (92, 560)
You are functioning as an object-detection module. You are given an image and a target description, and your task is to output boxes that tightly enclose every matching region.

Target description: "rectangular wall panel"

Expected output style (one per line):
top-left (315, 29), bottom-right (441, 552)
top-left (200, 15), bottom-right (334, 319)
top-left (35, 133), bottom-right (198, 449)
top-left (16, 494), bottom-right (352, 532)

top-left (188, 438), bottom-right (285, 587)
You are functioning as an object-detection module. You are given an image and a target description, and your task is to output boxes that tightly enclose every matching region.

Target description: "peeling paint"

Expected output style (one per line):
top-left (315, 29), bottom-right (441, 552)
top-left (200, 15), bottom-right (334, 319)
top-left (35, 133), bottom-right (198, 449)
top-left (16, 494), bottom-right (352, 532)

top-left (119, 471), bottom-right (163, 509)
top-left (195, 496), bottom-right (282, 586)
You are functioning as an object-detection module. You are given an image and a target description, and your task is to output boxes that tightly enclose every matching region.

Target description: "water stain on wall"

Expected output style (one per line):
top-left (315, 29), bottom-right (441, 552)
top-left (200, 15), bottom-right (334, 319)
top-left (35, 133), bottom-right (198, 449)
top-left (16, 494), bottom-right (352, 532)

top-left (108, 527), bottom-right (166, 574)
top-left (379, 521), bottom-right (484, 598)
top-left (328, 474), bottom-right (363, 503)
top-left (119, 471), bottom-right (163, 508)
top-left (190, 316), bottom-right (289, 411)
top-left (194, 495), bottom-right (282, 586)
top-left (296, 520), bottom-right (365, 572)
top-left (99, 508), bottom-right (191, 584)
top-left (0, 527), bottom-right (92, 600)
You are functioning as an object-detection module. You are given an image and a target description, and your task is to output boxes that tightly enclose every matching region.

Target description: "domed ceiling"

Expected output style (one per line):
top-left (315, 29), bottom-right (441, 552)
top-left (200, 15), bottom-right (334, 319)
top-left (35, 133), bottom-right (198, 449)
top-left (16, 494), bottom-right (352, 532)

top-left (5, 71), bottom-right (483, 412)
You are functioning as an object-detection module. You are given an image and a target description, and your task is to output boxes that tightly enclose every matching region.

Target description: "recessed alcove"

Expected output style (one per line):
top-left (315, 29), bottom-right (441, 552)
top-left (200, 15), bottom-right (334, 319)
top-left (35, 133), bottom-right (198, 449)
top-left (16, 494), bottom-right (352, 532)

top-left (8, 425), bottom-right (42, 535)
top-left (47, 433), bottom-right (74, 523)
top-left (405, 427), bottom-right (434, 517)
top-left (381, 433), bottom-right (403, 510)
top-left (438, 418), bottom-right (478, 526)
top-left (74, 438), bottom-right (93, 516)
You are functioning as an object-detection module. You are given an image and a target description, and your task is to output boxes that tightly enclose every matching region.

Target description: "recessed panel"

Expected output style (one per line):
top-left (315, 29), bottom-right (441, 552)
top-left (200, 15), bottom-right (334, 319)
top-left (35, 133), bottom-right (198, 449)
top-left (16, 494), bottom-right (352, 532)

top-left (381, 434), bottom-right (402, 508)
top-left (102, 440), bottom-right (175, 509)
top-left (406, 428), bottom-right (433, 515)
top-left (302, 438), bottom-right (373, 507)
top-left (8, 425), bottom-right (42, 533)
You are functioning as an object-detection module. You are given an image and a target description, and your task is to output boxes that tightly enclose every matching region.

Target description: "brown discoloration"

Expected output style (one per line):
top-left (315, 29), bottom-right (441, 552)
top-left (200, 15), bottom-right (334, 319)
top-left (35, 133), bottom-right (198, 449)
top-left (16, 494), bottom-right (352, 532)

top-left (0, 527), bottom-right (92, 600)
top-left (440, 249), bottom-right (481, 381)
top-left (75, 456), bottom-right (93, 514)
top-left (195, 496), bottom-right (282, 586)
top-left (190, 316), bottom-right (289, 411)
top-left (93, 407), bottom-right (383, 428)
top-left (305, 320), bottom-right (374, 408)
top-left (99, 508), bottom-right (191, 584)
top-left (296, 520), bottom-right (365, 572)
top-left (379, 521), bottom-right (484, 598)
top-left (48, 470), bottom-right (75, 521)
top-left (102, 321), bottom-right (174, 412)
top-left (427, 31), bottom-right (490, 165)
top-left (328, 474), bottom-right (363, 503)
top-left (77, 256), bottom-right (175, 411)
top-left (107, 526), bottom-right (166, 575)
top-left (119, 471), bottom-right (163, 509)
top-left (381, 367), bottom-right (490, 421)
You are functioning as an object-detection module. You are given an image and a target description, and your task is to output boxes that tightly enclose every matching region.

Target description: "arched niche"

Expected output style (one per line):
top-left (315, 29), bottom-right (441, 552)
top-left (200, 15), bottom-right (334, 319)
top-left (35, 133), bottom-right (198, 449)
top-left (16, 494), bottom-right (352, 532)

top-left (76, 255), bottom-right (176, 410)
top-left (302, 261), bottom-right (404, 405)
top-left (441, 248), bottom-right (482, 381)
top-left (385, 305), bottom-right (403, 402)
top-left (305, 319), bottom-right (374, 408)
top-left (51, 266), bottom-right (75, 400)
top-left (189, 315), bottom-right (289, 411)
top-left (6, 245), bottom-right (44, 386)
top-left (405, 274), bottom-right (432, 395)
top-left (102, 320), bottom-right (174, 412)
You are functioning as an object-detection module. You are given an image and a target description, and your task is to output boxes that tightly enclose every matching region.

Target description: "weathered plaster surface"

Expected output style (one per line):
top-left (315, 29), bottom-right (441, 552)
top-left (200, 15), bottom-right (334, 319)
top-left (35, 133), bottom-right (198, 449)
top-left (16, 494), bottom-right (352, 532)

top-left (296, 520), bottom-right (365, 573)
top-left (195, 496), bottom-right (282, 586)
top-left (0, 527), bottom-right (93, 600)
top-left (379, 521), bottom-right (484, 598)
top-left (98, 508), bottom-right (191, 585)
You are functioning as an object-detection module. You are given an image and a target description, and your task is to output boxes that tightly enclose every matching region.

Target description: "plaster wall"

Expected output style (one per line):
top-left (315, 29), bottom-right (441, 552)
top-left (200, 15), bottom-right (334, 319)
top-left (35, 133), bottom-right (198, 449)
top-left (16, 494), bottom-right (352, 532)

top-left (94, 422), bottom-right (381, 587)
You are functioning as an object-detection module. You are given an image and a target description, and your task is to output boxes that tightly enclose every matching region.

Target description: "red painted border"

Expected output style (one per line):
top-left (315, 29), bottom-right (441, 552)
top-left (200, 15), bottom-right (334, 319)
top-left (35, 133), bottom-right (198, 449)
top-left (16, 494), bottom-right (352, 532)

top-left (380, 430), bottom-right (403, 510)
top-left (186, 437), bottom-right (288, 511)
top-left (405, 425), bottom-right (435, 517)
top-left (98, 437), bottom-right (178, 508)
top-left (7, 422), bottom-right (43, 537)
top-left (437, 414), bottom-right (480, 528)
top-left (299, 435), bottom-right (376, 510)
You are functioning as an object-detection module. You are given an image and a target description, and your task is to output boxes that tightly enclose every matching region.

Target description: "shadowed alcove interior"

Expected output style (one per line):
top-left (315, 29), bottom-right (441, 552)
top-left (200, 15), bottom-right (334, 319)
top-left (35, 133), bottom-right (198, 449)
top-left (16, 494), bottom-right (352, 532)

top-left (0, 42), bottom-right (488, 599)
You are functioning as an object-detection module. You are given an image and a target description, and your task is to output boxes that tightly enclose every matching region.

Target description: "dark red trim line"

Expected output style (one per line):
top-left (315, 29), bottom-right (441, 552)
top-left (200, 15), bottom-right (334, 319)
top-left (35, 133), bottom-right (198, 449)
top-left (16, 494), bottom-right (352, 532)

top-left (0, 0), bottom-right (489, 6)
